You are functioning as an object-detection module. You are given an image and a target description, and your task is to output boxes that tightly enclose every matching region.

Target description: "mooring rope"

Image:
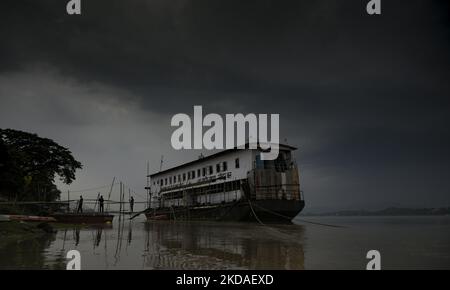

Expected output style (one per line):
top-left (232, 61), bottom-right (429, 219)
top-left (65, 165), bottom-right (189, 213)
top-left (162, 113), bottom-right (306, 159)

top-left (247, 198), bottom-right (266, 226)
top-left (246, 199), bottom-right (309, 243)
top-left (251, 202), bottom-right (346, 228)
top-left (241, 199), bottom-right (346, 247)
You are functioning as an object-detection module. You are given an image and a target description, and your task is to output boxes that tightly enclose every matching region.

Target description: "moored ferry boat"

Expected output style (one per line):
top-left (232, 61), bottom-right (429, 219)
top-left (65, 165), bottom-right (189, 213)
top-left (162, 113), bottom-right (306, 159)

top-left (145, 143), bottom-right (305, 223)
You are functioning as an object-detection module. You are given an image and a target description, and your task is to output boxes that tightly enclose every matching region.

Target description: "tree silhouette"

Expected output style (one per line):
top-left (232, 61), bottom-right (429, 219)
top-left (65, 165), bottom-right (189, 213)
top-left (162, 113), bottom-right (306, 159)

top-left (0, 129), bottom-right (82, 201)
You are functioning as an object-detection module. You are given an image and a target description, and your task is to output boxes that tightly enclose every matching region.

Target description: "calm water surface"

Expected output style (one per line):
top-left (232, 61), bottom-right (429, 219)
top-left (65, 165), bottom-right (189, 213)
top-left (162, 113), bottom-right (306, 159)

top-left (1, 215), bottom-right (449, 270)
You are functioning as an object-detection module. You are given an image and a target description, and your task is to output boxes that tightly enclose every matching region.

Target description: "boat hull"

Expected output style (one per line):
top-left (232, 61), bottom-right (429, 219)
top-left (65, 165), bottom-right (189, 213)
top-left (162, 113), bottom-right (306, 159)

top-left (52, 213), bottom-right (114, 224)
top-left (1, 215), bottom-right (57, 223)
top-left (145, 199), bottom-right (304, 224)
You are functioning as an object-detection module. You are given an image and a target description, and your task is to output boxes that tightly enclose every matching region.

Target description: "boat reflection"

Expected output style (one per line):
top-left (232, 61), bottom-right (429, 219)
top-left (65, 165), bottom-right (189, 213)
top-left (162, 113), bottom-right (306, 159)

top-left (142, 221), bottom-right (305, 270)
top-left (0, 217), bottom-right (305, 270)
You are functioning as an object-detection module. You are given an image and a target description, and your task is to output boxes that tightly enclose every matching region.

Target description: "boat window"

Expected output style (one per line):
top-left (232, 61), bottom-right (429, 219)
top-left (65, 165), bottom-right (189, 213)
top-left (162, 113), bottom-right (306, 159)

top-left (235, 158), bottom-right (240, 169)
top-left (169, 176), bottom-right (172, 184)
top-left (223, 161), bottom-right (228, 171)
top-left (273, 151), bottom-right (288, 172)
top-left (192, 170), bottom-right (196, 179)
top-left (209, 165), bottom-right (213, 175)
top-left (197, 169), bottom-right (200, 177)
top-left (165, 178), bottom-right (167, 185)
top-left (188, 171), bottom-right (191, 180)
top-left (255, 154), bottom-right (263, 169)
top-left (216, 163), bottom-right (221, 173)
top-left (183, 173), bottom-right (186, 181)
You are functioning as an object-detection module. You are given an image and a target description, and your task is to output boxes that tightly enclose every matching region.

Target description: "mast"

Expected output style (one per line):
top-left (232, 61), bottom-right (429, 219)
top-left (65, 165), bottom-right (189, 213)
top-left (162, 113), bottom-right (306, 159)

top-left (106, 177), bottom-right (116, 212)
top-left (146, 161), bottom-right (150, 208)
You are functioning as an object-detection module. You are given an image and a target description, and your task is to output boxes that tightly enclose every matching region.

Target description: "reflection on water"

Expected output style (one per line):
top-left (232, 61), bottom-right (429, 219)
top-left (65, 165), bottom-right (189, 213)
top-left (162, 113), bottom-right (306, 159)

top-left (0, 216), bottom-right (449, 270)
top-left (141, 221), bottom-right (305, 270)
top-left (0, 216), bottom-right (305, 270)
top-left (0, 231), bottom-right (61, 270)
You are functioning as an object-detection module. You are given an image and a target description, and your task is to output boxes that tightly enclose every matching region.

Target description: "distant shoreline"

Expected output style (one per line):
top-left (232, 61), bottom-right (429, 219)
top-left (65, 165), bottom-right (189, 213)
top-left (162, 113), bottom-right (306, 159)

top-left (300, 207), bottom-right (450, 217)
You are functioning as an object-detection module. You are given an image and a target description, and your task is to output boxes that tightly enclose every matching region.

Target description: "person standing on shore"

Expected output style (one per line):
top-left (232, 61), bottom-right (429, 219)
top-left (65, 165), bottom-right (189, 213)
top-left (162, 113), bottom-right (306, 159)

top-left (77, 195), bottom-right (83, 213)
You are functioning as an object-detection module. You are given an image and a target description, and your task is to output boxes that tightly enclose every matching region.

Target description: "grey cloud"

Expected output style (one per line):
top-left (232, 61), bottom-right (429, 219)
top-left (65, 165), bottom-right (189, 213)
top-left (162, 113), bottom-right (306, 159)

top-left (1, 0), bottom-right (449, 210)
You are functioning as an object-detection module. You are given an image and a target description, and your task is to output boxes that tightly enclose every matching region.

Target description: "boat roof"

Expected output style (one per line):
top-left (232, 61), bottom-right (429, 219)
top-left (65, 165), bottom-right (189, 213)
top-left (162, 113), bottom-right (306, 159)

top-left (149, 143), bottom-right (297, 178)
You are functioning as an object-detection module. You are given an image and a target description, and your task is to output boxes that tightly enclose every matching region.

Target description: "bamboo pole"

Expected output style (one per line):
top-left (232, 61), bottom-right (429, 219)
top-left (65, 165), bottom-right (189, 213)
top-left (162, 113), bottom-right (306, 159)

top-left (119, 182), bottom-right (122, 214)
top-left (122, 183), bottom-right (125, 215)
top-left (106, 177), bottom-right (116, 213)
top-left (67, 190), bottom-right (70, 212)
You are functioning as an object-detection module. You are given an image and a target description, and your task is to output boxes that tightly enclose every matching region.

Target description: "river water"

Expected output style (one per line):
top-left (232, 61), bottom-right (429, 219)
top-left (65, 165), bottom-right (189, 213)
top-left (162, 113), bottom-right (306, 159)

top-left (0, 215), bottom-right (449, 270)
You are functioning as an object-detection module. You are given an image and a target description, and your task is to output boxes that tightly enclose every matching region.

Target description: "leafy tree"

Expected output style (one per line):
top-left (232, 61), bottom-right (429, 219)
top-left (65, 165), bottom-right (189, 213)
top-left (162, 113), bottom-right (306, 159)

top-left (0, 129), bottom-right (82, 201)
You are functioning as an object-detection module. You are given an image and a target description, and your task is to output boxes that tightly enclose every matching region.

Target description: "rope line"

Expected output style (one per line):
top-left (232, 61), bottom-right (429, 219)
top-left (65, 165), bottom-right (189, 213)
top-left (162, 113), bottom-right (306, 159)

top-left (247, 198), bottom-right (265, 226)
top-left (66, 183), bottom-right (120, 193)
top-left (251, 203), bottom-right (345, 228)
top-left (65, 181), bottom-right (147, 201)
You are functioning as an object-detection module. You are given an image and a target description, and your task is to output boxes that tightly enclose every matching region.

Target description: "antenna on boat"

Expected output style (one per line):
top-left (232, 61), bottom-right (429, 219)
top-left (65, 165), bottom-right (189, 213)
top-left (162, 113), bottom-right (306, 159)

top-left (146, 161), bottom-right (150, 208)
top-left (159, 155), bottom-right (164, 172)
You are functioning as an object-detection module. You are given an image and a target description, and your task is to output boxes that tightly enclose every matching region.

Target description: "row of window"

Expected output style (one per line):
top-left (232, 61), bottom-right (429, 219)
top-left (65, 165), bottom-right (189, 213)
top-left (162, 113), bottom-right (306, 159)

top-left (161, 180), bottom-right (242, 200)
top-left (153, 158), bottom-right (240, 187)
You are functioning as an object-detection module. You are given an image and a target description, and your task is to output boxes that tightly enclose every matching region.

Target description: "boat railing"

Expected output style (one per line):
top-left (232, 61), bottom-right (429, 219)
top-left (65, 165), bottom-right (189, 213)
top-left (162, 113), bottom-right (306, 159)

top-left (252, 187), bottom-right (302, 201)
top-left (252, 160), bottom-right (298, 172)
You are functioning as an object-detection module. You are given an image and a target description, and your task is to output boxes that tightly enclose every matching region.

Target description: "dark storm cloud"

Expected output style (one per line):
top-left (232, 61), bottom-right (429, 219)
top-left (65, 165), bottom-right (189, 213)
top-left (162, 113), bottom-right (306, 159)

top-left (1, 0), bottom-right (449, 210)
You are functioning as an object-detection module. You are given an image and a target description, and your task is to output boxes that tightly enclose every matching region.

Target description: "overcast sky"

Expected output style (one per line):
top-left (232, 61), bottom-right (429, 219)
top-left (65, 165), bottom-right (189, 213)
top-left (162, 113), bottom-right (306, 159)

top-left (1, 0), bottom-right (449, 211)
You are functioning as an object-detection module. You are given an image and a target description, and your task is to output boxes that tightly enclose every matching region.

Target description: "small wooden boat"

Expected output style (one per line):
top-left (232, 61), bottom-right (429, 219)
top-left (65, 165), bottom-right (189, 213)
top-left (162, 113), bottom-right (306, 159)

top-left (2, 214), bottom-right (57, 222)
top-left (0, 215), bottom-right (11, 222)
top-left (52, 213), bottom-right (114, 224)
